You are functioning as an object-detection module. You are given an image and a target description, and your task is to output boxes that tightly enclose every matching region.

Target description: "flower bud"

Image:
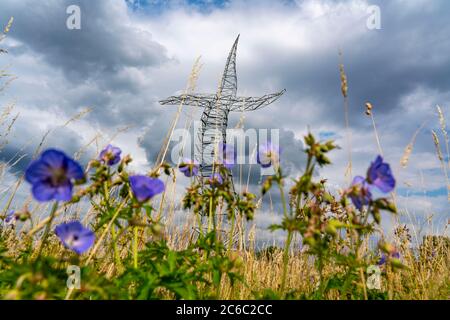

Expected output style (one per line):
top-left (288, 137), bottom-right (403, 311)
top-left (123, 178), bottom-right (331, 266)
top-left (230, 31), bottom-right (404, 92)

top-left (151, 223), bottom-right (163, 236)
top-left (18, 211), bottom-right (31, 222)
top-left (5, 289), bottom-right (20, 300)
top-left (379, 241), bottom-right (396, 254)
top-left (90, 159), bottom-right (101, 168)
top-left (390, 258), bottom-right (408, 270)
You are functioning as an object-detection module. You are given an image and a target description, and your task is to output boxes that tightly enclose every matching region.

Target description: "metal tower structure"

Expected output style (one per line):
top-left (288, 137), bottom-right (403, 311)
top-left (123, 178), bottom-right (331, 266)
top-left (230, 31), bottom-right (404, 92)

top-left (160, 35), bottom-right (285, 182)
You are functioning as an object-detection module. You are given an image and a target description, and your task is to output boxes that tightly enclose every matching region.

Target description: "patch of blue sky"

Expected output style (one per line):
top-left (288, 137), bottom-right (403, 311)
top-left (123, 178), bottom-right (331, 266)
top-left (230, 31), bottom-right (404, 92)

top-left (125, 0), bottom-right (229, 14)
top-left (421, 167), bottom-right (449, 176)
top-left (396, 186), bottom-right (448, 198)
top-left (318, 131), bottom-right (339, 140)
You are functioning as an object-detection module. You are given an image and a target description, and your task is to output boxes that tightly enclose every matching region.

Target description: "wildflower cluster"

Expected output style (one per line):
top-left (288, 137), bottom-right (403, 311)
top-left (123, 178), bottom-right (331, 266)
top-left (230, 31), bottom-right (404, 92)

top-left (0, 134), bottom-right (414, 300)
top-left (262, 133), bottom-right (400, 298)
top-left (0, 141), bottom-right (251, 299)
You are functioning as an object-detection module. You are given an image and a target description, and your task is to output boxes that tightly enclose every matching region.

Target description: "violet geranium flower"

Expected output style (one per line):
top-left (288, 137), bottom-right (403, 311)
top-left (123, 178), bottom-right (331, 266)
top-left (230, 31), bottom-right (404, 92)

top-left (349, 176), bottom-right (373, 210)
top-left (209, 173), bottom-right (224, 186)
top-left (217, 142), bottom-right (236, 170)
top-left (25, 149), bottom-right (84, 202)
top-left (129, 175), bottom-right (165, 202)
top-left (55, 221), bottom-right (95, 254)
top-left (367, 155), bottom-right (396, 193)
top-left (257, 142), bottom-right (281, 168)
top-left (347, 155), bottom-right (396, 210)
top-left (378, 251), bottom-right (400, 266)
top-left (179, 158), bottom-right (199, 177)
top-left (99, 144), bottom-right (122, 166)
top-left (3, 210), bottom-right (16, 226)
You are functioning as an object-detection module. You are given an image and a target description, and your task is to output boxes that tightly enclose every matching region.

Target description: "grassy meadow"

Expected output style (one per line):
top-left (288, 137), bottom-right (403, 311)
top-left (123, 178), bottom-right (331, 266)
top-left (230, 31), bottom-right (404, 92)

top-left (0, 17), bottom-right (449, 301)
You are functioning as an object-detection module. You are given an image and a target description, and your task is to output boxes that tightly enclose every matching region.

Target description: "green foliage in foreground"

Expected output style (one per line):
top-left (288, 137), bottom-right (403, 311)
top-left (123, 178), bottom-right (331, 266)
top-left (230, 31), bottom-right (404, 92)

top-left (0, 134), bottom-right (447, 300)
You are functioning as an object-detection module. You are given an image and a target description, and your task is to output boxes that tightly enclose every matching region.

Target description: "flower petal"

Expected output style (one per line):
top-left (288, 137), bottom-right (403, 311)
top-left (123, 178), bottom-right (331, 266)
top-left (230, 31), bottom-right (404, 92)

top-left (217, 142), bottom-right (236, 169)
top-left (54, 181), bottom-right (73, 202)
top-left (129, 176), bottom-right (150, 202)
top-left (209, 173), bottom-right (223, 185)
top-left (367, 155), bottom-right (396, 193)
top-left (66, 158), bottom-right (84, 181)
top-left (99, 145), bottom-right (122, 166)
top-left (55, 221), bottom-right (82, 239)
top-left (179, 160), bottom-right (199, 177)
top-left (257, 142), bottom-right (281, 168)
top-left (130, 175), bottom-right (165, 202)
top-left (72, 229), bottom-right (95, 254)
top-left (351, 175), bottom-right (366, 186)
top-left (40, 149), bottom-right (67, 169)
top-left (55, 221), bottom-right (95, 254)
top-left (349, 176), bottom-right (372, 210)
top-left (32, 182), bottom-right (57, 202)
top-left (25, 159), bottom-right (52, 184)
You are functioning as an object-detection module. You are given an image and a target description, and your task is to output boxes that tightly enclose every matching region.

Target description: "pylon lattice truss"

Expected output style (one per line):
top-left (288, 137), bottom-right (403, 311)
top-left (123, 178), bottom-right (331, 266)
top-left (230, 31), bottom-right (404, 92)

top-left (160, 35), bottom-right (285, 181)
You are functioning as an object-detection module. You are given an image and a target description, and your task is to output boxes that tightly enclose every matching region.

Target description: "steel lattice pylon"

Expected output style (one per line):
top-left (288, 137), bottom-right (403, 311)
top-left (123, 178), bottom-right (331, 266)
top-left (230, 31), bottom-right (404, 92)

top-left (160, 35), bottom-right (285, 183)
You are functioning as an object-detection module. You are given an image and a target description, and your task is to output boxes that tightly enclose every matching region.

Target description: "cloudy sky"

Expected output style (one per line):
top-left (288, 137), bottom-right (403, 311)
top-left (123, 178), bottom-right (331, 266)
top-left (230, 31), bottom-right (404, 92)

top-left (0, 0), bottom-right (448, 242)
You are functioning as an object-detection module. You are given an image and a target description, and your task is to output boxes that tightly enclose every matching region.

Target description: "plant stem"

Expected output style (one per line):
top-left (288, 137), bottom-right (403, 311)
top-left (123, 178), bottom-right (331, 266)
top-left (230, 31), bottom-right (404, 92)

top-left (66, 197), bottom-right (129, 300)
top-left (227, 211), bottom-right (236, 252)
top-left (279, 180), bottom-right (288, 220)
top-left (387, 265), bottom-right (394, 300)
top-left (111, 225), bottom-right (121, 268)
top-left (278, 179), bottom-right (291, 294)
top-left (104, 180), bottom-right (121, 268)
top-left (280, 229), bottom-right (293, 294)
top-left (357, 206), bottom-right (369, 300)
top-left (318, 255), bottom-right (325, 297)
top-left (35, 201), bottom-right (59, 259)
top-left (359, 266), bottom-right (368, 300)
top-left (133, 226), bottom-right (139, 269)
top-left (208, 194), bottom-right (214, 233)
top-left (196, 212), bottom-right (203, 237)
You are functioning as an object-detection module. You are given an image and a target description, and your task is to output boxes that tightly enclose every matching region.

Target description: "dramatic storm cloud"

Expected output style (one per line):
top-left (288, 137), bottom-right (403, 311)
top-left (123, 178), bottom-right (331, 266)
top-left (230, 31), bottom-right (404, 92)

top-left (0, 0), bottom-right (448, 235)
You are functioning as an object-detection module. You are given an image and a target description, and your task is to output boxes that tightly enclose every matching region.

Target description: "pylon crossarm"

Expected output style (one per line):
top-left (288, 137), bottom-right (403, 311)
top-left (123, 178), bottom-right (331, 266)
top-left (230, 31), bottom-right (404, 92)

top-left (159, 94), bottom-right (216, 108)
top-left (229, 89), bottom-right (286, 112)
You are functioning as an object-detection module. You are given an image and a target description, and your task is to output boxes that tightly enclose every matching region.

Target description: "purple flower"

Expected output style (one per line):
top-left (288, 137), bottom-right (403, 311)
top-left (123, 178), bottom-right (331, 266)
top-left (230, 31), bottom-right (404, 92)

top-left (257, 142), bottom-right (281, 168)
top-left (378, 251), bottom-right (400, 266)
top-left (347, 155), bottom-right (396, 210)
top-left (349, 176), bottom-right (372, 210)
top-left (209, 173), bottom-right (224, 186)
top-left (179, 158), bottom-right (199, 177)
top-left (367, 155), bottom-right (396, 193)
top-left (99, 144), bottom-right (122, 166)
top-left (378, 254), bottom-right (387, 266)
top-left (55, 221), bottom-right (95, 254)
top-left (129, 175), bottom-right (165, 202)
top-left (25, 149), bottom-right (84, 202)
top-left (217, 142), bottom-right (236, 170)
top-left (4, 210), bottom-right (16, 226)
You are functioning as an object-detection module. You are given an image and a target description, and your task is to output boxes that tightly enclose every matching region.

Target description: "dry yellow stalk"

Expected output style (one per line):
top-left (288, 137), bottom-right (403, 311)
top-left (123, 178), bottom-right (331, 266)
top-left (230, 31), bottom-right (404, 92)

top-left (432, 130), bottom-right (443, 161)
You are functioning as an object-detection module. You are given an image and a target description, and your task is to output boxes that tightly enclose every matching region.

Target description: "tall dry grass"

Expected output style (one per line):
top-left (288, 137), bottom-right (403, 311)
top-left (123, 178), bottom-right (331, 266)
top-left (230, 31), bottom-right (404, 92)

top-left (0, 20), bottom-right (449, 300)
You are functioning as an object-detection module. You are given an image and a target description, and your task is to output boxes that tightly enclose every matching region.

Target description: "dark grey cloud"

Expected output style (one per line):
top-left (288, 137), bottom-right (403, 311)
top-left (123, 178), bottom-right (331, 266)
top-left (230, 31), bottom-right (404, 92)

top-left (0, 0), bottom-right (448, 226)
top-left (0, 125), bottom-right (90, 174)
top-left (0, 0), bottom-right (169, 82)
top-left (0, 0), bottom-right (170, 129)
top-left (240, 0), bottom-right (450, 132)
